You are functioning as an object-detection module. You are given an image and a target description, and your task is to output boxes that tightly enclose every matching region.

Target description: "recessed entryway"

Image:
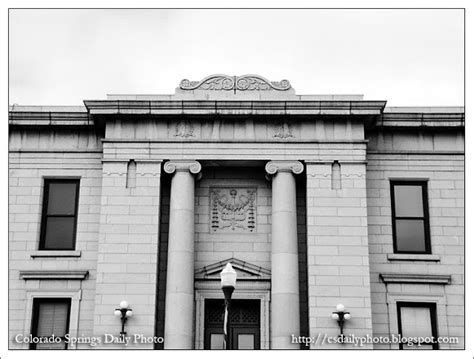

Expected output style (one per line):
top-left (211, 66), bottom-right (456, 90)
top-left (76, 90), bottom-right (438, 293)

top-left (204, 299), bottom-right (260, 350)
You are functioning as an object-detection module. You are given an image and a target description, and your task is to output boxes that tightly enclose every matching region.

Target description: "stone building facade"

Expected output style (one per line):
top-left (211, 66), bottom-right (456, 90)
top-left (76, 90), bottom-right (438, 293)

top-left (8, 75), bottom-right (464, 349)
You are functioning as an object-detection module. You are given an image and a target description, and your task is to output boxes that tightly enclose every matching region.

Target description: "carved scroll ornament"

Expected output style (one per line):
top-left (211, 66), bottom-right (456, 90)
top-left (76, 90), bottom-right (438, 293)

top-left (180, 74), bottom-right (291, 92)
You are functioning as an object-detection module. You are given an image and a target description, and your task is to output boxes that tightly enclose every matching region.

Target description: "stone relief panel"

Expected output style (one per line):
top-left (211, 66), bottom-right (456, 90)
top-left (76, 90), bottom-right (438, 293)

top-left (210, 188), bottom-right (256, 233)
top-left (273, 121), bottom-right (294, 139)
top-left (175, 120), bottom-right (195, 138)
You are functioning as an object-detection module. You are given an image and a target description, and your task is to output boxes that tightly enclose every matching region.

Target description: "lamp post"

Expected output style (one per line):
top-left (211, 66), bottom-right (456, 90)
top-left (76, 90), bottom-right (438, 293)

top-left (114, 300), bottom-right (133, 338)
top-left (220, 263), bottom-right (237, 350)
top-left (331, 303), bottom-right (351, 339)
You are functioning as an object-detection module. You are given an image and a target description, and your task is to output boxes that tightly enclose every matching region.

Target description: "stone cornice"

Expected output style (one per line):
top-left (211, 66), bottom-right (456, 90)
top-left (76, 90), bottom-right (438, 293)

top-left (376, 112), bottom-right (464, 128)
top-left (83, 99), bottom-right (386, 116)
top-left (20, 270), bottom-right (89, 280)
top-left (10, 102), bottom-right (464, 130)
top-left (379, 273), bottom-right (451, 285)
top-left (265, 160), bottom-right (304, 176)
top-left (9, 111), bottom-right (91, 126)
top-left (164, 160), bottom-right (202, 175)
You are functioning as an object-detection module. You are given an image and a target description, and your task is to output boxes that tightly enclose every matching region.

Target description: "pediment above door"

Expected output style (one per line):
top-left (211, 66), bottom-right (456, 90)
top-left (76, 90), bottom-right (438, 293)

top-left (195, 258), bottom-right (270, 281)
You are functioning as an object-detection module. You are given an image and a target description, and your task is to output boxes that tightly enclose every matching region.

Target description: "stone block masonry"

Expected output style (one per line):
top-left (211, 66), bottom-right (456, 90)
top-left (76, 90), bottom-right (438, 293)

top-left (8, 151), bottom-right (103, 349)
top-left (93, 160), bottom-right (162, 349)
top-left (306, 161), bottom-right (373, 349)
top-left (367, 152), bottom-right (464, 349)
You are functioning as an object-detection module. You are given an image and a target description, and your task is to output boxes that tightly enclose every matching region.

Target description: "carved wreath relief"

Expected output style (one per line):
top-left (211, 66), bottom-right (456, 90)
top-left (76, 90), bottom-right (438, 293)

top-left (210, 188), bottom-right (256, 233)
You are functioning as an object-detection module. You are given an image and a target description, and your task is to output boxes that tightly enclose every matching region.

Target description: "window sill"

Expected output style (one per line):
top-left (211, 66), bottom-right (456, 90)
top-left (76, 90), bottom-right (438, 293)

top-left (387, 253), bottom-right (440, 262)
top-left (31, 250), bottom-right (81, 258)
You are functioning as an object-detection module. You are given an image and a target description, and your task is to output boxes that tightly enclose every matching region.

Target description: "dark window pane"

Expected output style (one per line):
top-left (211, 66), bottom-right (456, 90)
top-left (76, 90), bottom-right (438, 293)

top-left (44, 217), bottom-right (75, 249)
top-left (32, 299), bottom-right (70, 350)
top-left (395, 219), bottom-right (426, 252)
top-left (37, 302), bottom-right (69, 337)
top-left (394, 185), bottom-right (424, 217)
top-left (47, 183), bottom-right (77, 215)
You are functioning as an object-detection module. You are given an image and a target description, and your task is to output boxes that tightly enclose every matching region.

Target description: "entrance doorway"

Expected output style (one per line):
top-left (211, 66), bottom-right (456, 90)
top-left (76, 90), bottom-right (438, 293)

top-left (204, 299), bottom-right (260, 349)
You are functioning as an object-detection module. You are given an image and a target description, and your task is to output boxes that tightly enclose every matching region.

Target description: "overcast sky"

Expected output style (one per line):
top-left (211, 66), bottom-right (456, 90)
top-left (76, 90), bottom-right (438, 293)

top-left (9, 9), bottom-right (464, 106)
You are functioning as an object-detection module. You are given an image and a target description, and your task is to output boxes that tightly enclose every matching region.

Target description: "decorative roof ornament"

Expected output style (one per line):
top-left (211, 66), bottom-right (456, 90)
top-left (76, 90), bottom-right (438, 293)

top-left (179, 74), bottom-right (291, 92)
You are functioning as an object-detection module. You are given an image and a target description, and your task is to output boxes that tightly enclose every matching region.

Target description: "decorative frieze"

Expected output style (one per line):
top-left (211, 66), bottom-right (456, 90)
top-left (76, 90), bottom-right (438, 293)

top-left (210, 187), bottom-right (256, 233)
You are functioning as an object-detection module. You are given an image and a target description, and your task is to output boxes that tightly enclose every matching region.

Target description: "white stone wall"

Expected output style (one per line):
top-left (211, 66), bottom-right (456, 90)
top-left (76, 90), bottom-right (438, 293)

top-left (9, 149), bottom-right (102, 348)
top-left (8, 114), bottom-right (464, 350)
top-left (92, 160), bottom-right (161, 349)
top-left (305, 156), bottom-right (374, 349)
top-left (367, 152), bottom-right (464, 349)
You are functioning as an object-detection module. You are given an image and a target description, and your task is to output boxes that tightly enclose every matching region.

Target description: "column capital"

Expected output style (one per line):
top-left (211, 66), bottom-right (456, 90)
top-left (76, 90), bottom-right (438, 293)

top-left (164, 160), bottom-right (202, 176)
top-left (265, 160), bottom-right (304, 176)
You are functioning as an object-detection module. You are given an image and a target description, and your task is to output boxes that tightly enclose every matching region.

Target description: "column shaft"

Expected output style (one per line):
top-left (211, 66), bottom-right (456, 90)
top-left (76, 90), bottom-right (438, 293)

top-left (266, 161), bottom-right (303, 349)
top-left (163, 161), bottom-right (201, 349)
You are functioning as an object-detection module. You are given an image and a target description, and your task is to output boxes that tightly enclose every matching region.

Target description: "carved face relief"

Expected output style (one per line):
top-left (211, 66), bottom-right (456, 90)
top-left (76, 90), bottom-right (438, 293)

top-left (210, 188), bottom-right (256, 233)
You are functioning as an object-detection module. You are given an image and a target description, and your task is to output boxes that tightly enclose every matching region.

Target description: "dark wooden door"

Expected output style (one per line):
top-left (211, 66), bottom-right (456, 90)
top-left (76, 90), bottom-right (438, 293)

top-left (204, 299), bottom-right (260, 350)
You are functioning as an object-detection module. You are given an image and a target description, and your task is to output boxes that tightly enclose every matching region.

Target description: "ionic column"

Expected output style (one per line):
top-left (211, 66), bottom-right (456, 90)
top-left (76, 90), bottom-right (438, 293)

top-left (163, 160), bottom-right (201, 349)
top-left (265, 160), bottom-right (303, 349)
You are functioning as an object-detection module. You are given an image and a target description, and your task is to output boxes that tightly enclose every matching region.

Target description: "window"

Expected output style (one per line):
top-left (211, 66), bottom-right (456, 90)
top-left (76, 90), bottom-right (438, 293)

top-left (40, 179), bottom-right (80, 250)
top-left (397, 302), bottom-right (438, 350)
top-left (390, 181), bottom-right (430, 254)
top-left (30, 298), bottom-right (71, 349)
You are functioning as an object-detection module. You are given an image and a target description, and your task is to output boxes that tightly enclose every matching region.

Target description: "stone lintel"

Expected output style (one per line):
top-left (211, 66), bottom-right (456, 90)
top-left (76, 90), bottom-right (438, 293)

top-left (20, 270), bottom-right (89, 280)
top-left (379, 273), bottom-right (451, 285)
